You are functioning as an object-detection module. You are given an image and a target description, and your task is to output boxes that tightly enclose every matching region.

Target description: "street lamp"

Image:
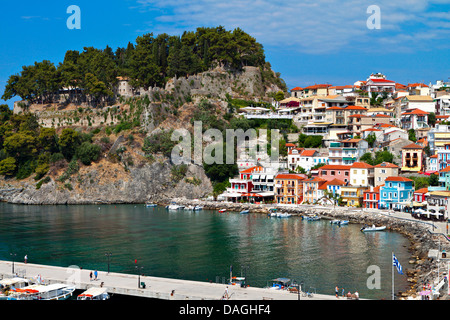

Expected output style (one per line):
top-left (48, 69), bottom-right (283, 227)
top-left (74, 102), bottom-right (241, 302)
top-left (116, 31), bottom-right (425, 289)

top-left (10, 253), bottom-right (16, 275)
top-left (105, 252), bottom-right (112, 274)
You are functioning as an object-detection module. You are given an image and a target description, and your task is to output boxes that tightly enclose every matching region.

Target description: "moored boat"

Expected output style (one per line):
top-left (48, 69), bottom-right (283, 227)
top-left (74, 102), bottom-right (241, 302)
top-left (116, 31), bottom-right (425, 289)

top-left (218, 209), bottom-right (227, 213)
top-left (0, 277), bottom-right (32, 299)
top-left (193, 206), bottom-right (203, 211)
top-left (331, 220), bottom-right (348, 225)
top-left (145, 203), bottom-right (157, 207)
top-left (302, 214), bottom-right (320, 221)
top-left (8, 283), bottom-right (75, 300)
top-left (77, 287), bottom-right (110, 300)
top-left (240, 209), bottom-right (249, 214)
top-left (277, 212), bottom-right (292, 218)
top-left (361, 225), bottom-right (386, 232)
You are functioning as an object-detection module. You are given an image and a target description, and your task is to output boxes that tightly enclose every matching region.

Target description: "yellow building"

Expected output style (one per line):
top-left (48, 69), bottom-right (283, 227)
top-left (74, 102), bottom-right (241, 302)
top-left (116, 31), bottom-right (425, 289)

top-left (401, 143), bottom-right (424, 173)
top-left (340, 185), bottom-right (367, 207)
top-left (274, 174), bottom-right (306, 205)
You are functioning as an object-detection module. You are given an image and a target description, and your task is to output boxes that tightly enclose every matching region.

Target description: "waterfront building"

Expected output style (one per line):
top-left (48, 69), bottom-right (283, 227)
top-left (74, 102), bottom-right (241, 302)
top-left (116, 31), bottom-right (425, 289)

top-left (302, 177), bottom-right (327, 204)
top-left (379, 177), bottom-right (414, 210)
top-left (438, 166), bottom-right (450, 190)
top-left (340, 185), bottom-right (367, 207)
top-left (374, 162), bottom-right (400, 187)
top-left (274, 173), bottom-right (306, 205)
top-left (363, 185), bottom-right (382, 209)
top-left (401, 143), bottom-right (425, 173)
top-left (223, 166), bottom-right (262, 201)
top-left (326, 178), bottom-right (346, 199)
top-left (413, 187), bottom-right (428, 203)
top-left (328, 139), bottom-right (368, 165)
top-left (318, 164), bottom-right (351, 183)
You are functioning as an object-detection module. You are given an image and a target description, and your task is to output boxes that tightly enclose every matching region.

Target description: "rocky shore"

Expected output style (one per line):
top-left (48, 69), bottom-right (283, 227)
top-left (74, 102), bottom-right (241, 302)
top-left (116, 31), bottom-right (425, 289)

top-left (166, 198), bottom-right (450, 300)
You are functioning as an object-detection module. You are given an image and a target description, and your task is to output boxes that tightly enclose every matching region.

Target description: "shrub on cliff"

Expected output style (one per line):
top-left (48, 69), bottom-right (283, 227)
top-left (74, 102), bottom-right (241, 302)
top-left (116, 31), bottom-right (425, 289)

top-left (75, 142), bottom-right (101, 165)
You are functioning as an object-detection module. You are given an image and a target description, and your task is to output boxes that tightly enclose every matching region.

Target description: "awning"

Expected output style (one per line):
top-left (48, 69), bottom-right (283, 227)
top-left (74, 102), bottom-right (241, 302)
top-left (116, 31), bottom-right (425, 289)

top-left (224, 193), bottom-right (243, 197)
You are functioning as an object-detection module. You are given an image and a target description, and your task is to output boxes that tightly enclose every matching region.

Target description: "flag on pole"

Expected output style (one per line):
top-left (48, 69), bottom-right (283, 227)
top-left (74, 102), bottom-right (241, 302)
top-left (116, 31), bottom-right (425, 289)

top-left (393, 254), bottom-right (403, 275)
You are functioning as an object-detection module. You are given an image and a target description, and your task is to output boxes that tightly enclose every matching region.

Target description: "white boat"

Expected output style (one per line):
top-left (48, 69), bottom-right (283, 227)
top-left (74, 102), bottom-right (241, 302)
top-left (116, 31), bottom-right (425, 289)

top-left (167, 202), bottom-right (184, 210)
top-left (303, 214), bottom-right (320, 221)
top-left (145, 203), bottom-right (157, 207)
top-left (218, 209), bottom-right (227, 213)
top-left (331, 220), bottom-right (348, 225)
top-left (0, 277), bottom-right (32, 299)
top-left (193, 206), bottom-right (203, 211)
top-left (184, 205), bottom-right (195, 211)
top-left (277, 212), bottom-right (292, 218)
top-left (361, 225), bottom-right (386, 232)
top-left (268, 208), bottom-right (277, 217)
top-left (77, 287), bottom-right (110, 300)
top-left (240, 210), bottom-right (249, 214)
top-left (8, 283), bottom-right (75, 300)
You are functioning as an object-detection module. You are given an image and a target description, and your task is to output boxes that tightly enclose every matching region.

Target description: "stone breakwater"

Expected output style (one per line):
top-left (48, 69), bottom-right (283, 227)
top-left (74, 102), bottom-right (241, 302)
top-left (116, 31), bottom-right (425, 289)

top-left (166, 198), bottom-right (449, 300)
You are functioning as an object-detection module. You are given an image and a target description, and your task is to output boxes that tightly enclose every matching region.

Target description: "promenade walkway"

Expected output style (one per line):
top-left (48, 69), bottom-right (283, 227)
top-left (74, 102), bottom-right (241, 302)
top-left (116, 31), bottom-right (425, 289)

top-left (0, 261), bottom-right (343, 300)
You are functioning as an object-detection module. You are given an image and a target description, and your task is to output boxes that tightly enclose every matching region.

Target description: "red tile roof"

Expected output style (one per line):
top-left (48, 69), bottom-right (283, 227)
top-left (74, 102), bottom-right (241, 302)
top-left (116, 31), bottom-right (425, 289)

top-left (319, 165), bottom-right (351, 170)
top-left (327, 178), bottom-right (346, 186)
top-left (345, 105), bottom-right (368, 110)
top-left (415, 187), bottom-right (428, 194)
top-left (402, 143), bottom-right (424, 149)
top-left (240, 166), bottom-right (263, 174)
top-left (401, 109), bottom-right (429, 115)
top-left (385, 176), bottom-right (413, 182)
top-left (300, 150), bottom-right (317, 157)
top-left (275, 174), bottom-right (306, 180)
top-left (351, 162), bottom-right (374, 169)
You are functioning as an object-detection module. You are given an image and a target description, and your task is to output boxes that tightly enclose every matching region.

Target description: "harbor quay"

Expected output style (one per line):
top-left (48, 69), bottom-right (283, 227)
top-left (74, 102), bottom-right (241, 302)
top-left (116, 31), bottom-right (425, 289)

top-left (0, 260), bottom-right (343, 300)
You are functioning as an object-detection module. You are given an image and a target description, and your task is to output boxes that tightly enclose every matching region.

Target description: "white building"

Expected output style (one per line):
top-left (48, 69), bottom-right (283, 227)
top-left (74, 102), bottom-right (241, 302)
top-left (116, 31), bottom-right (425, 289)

top-left (349, 162), bottom-right (374, 187)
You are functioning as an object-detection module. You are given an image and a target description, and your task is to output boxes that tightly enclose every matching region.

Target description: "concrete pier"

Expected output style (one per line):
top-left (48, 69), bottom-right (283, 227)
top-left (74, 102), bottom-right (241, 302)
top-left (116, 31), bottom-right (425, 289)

top-left (0, 260), bottom-right (342, 300)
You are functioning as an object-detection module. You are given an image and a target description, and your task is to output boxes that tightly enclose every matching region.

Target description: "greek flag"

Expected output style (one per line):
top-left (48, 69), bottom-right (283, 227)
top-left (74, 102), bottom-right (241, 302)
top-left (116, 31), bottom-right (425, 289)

top-left (393, 254), bottom-right (403, 275)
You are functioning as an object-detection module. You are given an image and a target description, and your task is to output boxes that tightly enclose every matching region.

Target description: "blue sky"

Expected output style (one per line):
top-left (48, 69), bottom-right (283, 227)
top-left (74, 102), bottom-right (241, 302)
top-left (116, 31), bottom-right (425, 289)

top-left (1, 0), bottom-right (450, 108)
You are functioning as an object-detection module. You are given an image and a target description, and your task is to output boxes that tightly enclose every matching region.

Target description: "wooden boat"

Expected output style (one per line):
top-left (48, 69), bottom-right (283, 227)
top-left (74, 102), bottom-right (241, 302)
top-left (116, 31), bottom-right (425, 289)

top-left (77, 287), bottom-right (110, 300)
top-left (361, 225), bottom-right (386, 232)
top-left (8, 283), bottom-right (75, 300)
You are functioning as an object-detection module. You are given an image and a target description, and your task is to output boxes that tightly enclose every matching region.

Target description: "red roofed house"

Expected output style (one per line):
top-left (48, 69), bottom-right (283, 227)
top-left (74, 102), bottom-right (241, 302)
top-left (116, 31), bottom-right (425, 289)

top-left (374, 162), bottom-right (400, 187)
top-left (224, 166), bottom-right (262, 201)
top-left (302, 177), bottom-right (328, 204)
top-left (414, 187), bottom-right (428, 203)
top-left (362, 73), bottom-right (396, 98)
top-left (400, 109), bottom-right (429, 130)
top-left (275, 173), bottom-right (306, 204)
top-left (349, 162), bottom-right (374, 187)
top-left (379, 177), bottom-right (414, 210)
top-left (318, 164), bottom-right (351, 183)
top-left (363, 185), bottom-right (383, 209)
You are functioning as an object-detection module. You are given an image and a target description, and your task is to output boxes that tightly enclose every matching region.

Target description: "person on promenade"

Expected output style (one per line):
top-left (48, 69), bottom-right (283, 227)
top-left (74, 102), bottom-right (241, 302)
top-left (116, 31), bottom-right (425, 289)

top-left (94, 270), bottom-right (98, 280)
top-left (90, 271), bottom-right (93, 281)
top-left (335, 286), bottom-right (339, 298)
top-left (342, 287), bottom-right (345, 297)
top-left (24, 255), bottom-right (27, 264)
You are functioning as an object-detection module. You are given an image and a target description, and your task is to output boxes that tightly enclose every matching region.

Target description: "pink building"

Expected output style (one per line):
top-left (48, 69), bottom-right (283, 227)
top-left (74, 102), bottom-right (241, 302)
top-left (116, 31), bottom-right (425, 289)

top-left (318, 165), bottom-right (351, 183)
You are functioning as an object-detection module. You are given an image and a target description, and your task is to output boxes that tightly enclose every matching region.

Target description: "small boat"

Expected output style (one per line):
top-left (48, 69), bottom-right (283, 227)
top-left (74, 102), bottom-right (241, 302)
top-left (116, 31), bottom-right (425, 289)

top-left (218, 209), bottom-right (227, 213)
top-left (331, 220), bottom-right (348, 226)
top-left (277, 212), bottom-right (292, 218)
top-left (146, 203), bottom-right (157, 207)
top-left (0, 277), bottom-right (32, 299)
top-left (193, 206), bottom-right (203, 211)
top-left (240, 210), bottom-right (249, 214)
top-left (8, 283), bottom-right (75, 300)
top-left (303, 214), bottom-right (320, 221)
top-left (267, 278), bottom-right (292, 290)
top-left (268, 208), bottom-right (278, 217)
top-left (361, 225), bottom-right (386, 232)
top-left (167, 202), bottom-right (183, 210)
top-left (184, 205), bottom-right (195, 211)
top-left (230, 276), bottom-right (246, 287)
top-left (77, 287), bottom-right (110, 300)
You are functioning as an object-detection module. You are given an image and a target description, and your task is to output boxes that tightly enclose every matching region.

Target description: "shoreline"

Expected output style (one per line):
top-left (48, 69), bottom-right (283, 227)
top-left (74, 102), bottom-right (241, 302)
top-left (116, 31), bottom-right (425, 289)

top-left (163, 198), bottom-right (448, 300)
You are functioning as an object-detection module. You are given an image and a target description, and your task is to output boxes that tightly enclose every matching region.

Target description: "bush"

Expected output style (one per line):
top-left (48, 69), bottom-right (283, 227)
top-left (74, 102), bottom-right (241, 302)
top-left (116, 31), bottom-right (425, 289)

top-left (75, 142), bottom-right (101, 165)
top-left (0, 157), bottom-right (16, 176)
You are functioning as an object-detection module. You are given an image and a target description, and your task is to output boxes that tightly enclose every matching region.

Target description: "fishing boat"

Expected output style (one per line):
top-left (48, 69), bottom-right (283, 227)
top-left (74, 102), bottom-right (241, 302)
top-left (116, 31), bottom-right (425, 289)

top-left (8, 283), bottom-right (75, 300)
top-left (0, 277), bottom-right (32, 299)
top-left (218, 209), bottom-right (227, 213)
top-left (145, 203), bottom-right (157, 207)
top-left (77, 287), bottom-right (110, 300)
top-left (240, 209), bottom-right (249, 214)
top-left (360, 225), bottom-right (386, 232)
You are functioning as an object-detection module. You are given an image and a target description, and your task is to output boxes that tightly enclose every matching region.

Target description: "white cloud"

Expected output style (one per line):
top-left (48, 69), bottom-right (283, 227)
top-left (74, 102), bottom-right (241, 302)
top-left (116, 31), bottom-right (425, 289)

top-left (132, 0), bottom-right (450, 54)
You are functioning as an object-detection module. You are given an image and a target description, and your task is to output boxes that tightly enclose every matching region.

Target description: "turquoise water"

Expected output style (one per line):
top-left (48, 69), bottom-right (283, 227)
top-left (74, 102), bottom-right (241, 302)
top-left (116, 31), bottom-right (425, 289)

top-left (0, 203), bottom-right (410, 299)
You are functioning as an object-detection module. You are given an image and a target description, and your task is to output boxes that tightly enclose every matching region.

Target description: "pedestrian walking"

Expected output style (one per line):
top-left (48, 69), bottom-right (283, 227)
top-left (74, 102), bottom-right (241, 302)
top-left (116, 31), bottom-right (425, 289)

top-left (90, 271), bottom-right (93, 281)
top-left (94, 270), bottom-right (98, 280)
top-left (342, 288), bottom-right (345, 297)
top-left (335, 285), bottom-right (339, 298)
top-left (24, 255), bottom-right (27, 264)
